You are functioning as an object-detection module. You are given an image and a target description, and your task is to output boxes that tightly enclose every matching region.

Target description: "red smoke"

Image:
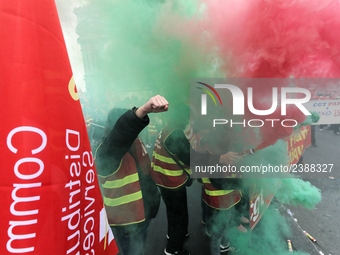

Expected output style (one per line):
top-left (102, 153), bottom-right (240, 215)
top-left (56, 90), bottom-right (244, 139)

top-left (158, 0), bottom-right (340, 150)
top-left (203, 0), bottom-right (340, 78)
top-left (200, 0), bottom-right (340, 149)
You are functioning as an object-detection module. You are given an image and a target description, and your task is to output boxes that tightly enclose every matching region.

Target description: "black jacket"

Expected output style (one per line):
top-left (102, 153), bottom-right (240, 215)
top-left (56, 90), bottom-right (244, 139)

top-left (96, 109), bottom-right (160, 220)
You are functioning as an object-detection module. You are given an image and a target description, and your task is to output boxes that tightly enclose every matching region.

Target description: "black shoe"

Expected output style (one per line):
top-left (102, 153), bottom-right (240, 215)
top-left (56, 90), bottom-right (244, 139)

top-left (312, 143), bottom-right (318, 147)
top-left (166, 233), bottom-right (189, 239)
top-left (164, 248), bottom-right (190, 255)
top-left (220, 243), bottom-right (238, 253)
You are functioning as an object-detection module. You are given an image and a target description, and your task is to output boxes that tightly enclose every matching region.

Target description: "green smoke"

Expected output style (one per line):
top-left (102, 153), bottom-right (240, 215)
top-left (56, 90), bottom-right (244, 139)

top-left (76, 1), bottom-right (322, 254)
top-left (81, 0), bottom-right (218, 125)
top-left (276, 178), bottom-right (321, 209)
top-left (234, 139), bottom-right (321, 254)
top-left (227, 205), bottom-right (310, 255)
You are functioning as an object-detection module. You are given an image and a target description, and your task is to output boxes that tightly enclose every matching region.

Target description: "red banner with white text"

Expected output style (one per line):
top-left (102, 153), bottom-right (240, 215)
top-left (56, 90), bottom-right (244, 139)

top-left (249, 126), bottom-right (311, 230)
top-left (0, 1), bottom-right (118, 254)
top-left (285, 125), bottom-right (311, 165)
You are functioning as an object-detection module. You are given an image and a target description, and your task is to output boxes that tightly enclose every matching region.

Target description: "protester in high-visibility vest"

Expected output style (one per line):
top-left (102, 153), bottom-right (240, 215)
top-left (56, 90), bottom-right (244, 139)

top-left (151, 113), bottom-right (193, 255)
top-left (147, 116), bottom-right (162, 145)
top-left (185, 121), bottom-right (247, 255)
top-left (201, 176), bottom-right (243, 255)
top-left (142, 115), bottom-right (164, 157)
top-left (95, 95), bottom-right (169, 255)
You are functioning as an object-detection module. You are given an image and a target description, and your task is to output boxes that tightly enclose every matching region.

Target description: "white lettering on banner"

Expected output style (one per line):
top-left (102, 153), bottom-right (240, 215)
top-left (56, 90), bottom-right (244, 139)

top-left (7, 126), bottom-right (47, 154)
top-left (82, 151), bottom-right (96, 254)
top-left (6, 126), bottom-right (47, 253)
top-left (63, 129), bottom-right (82, 255)
top-left (250, 190), bottom-right (264, 224)
top-left (10, 183), bottom-right (41, 216)
top-left (62, 129), bottom-right (97, 255)
top-left (304, 100), bottom-right (340, 124)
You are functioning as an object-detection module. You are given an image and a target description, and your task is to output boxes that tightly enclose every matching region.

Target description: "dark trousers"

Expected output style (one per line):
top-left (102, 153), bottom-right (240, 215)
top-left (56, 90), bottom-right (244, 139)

top-left (206, 206), bottom-right (234, 255)
top-left (331, 124), bottom-right (340, 133)
top-left (311, 125), bottom-right (316, 145)
top-left (159, 186), bottom-right (189, 253)
top-left (111, 219), bottom-right (151, 255)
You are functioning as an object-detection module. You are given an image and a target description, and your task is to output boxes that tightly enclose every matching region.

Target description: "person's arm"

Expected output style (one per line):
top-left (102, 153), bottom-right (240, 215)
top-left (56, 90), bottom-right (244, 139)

top-left (101, 109), bottom-right (149, 163)
top-left (96, 95), bottom-right (168, 176)
top-left (219, 151), bottom-right (242, 165)
top-left (135, 95), bottom-right (168, 118)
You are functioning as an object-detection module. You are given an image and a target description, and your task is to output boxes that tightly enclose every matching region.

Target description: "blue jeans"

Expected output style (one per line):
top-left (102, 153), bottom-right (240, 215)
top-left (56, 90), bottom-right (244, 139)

top-left (111, 219), bottom-right (151, 255)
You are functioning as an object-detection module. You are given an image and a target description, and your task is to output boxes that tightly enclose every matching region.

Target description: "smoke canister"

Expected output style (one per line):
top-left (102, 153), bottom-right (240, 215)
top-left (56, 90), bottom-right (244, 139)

top-left (287, 239), bottom-right (293, 252)
top-left (303, 230), bottom-right (317, 243)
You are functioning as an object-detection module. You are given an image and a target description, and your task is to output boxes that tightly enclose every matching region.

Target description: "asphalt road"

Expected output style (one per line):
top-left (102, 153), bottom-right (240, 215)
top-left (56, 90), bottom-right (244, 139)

top-left (284, 126), bottom-right (340, 255)
top-left (144, 126), bottom-right (339, 255)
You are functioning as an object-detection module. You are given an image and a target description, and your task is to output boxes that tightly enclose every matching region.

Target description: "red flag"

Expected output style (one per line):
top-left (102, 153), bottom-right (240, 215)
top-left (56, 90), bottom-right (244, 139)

top-left (0, 1), bottom-right (118, 254)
